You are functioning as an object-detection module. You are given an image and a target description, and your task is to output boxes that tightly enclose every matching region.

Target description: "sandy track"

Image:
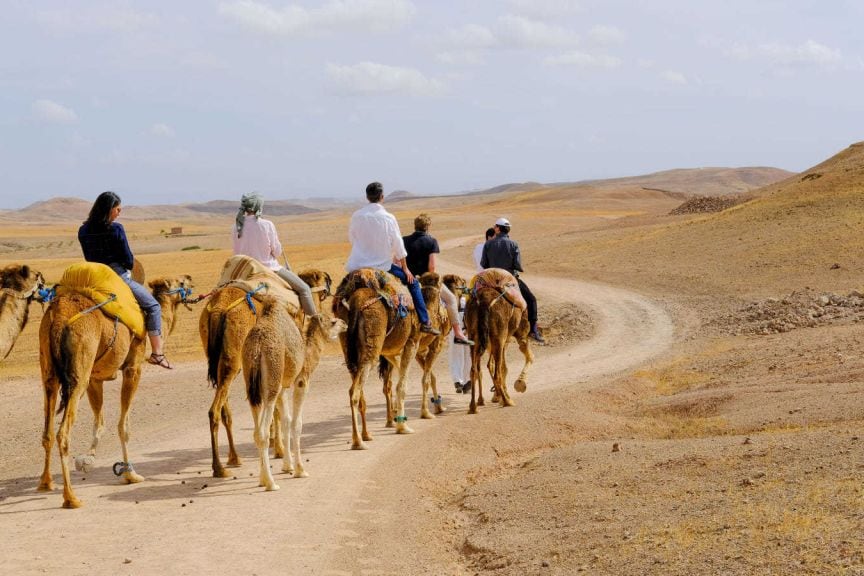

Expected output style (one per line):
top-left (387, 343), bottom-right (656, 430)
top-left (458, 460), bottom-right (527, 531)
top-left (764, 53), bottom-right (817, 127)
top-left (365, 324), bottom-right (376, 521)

top-left (0, 270), bottom-right (673, 575)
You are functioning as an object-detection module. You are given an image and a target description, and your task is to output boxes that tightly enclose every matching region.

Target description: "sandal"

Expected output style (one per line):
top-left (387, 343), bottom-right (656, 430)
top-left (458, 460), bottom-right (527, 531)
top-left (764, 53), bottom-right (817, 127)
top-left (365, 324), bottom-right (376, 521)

top-left (147, 353), bottom-right (173, 370)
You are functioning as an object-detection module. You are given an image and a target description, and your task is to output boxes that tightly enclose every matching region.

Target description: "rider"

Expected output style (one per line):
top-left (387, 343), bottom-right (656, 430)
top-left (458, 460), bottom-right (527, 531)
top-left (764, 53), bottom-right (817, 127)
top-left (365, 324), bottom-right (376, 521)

top-left (480, 217), bottom-right (545, 343)
top-left (232, 192), bottom-right (318, 317)
top-left (402, 213), bottom-right (473, 346)
top-left (78, 191), bottom-right (172, 369)
top-left (346, 182), bottom-right (440, 335)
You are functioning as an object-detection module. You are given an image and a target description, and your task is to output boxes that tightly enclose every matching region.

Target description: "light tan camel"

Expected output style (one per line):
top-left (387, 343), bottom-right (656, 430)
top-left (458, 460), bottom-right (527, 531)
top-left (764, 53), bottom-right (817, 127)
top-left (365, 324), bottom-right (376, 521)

top-left (413, 272), bottom-right (452, 418)
top-left (243, 297), bottom-right (344, 491)
top-left (37, 270), bottom-right (194, 508)
top-left (0, 264), bottom-right (46, 360)
top-left (199, 267), bottom-right (331, 477)
top-left (334, 271), bottom-right (420, 450)
top-left (464, 268), bottom-right (534, 414)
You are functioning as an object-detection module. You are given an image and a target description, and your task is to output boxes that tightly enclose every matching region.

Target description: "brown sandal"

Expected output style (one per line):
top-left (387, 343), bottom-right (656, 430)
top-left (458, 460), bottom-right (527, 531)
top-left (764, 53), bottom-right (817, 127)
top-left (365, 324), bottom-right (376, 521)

top-left (147, 353), bottom-right (173, 369)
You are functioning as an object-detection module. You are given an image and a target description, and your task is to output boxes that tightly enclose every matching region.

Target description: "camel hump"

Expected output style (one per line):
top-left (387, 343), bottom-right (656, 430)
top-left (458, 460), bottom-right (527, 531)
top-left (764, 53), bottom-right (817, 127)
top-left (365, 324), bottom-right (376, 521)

top-left (217, 255), bottom-right (300, 310)
top-left (333, 268), bottom-right (414, 314)
top-left (470, 268), bottom-right (527, 310)
top-left (55, 262), bottom-right (145, 337)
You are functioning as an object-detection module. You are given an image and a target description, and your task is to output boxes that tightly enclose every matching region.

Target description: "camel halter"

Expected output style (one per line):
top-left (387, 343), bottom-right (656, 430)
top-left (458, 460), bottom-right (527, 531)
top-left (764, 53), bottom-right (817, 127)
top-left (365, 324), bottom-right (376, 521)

top-left (66, 293), bottom-right (118, 326)
top-left (158, 286), bottom-right (193, 303)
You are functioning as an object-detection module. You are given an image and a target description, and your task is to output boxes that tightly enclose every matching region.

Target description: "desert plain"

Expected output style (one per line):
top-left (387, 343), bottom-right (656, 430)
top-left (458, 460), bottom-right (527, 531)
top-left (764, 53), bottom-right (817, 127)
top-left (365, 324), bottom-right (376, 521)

top-left (0, 144), bottom-right (862, 575)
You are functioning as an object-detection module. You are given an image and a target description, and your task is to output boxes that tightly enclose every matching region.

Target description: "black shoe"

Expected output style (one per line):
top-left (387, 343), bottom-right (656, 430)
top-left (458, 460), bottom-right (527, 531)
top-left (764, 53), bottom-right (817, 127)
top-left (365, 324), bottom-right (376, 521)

top-left (461, 382), bottom-right (472, 394)
top-left (454, 336), bottom-right (474, 346)
top-left (420, 323), bottom-right (441, 335)
top-left (529, 329), bottom-right (545, 344)
top-left (454, 381), bottom-right (463, 393)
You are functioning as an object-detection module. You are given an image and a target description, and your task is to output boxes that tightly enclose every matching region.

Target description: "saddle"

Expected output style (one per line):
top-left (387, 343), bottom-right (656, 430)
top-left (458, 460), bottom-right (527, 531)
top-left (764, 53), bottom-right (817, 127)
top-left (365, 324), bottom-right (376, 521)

top-left (215, 255), bottom-right (300, 311)
top-left (469, 268), bottom-right (527, 310)
top-left (55, 262), bottom-right (145, 337)
top-left (332, 268), bottom-right (414, 316)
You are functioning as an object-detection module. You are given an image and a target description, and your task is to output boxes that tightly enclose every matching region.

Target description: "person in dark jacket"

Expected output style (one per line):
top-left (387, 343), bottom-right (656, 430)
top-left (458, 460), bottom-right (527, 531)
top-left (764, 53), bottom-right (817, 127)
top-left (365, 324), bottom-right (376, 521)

top-left (480, 217), bottom-right (544, 343)
top-left (78, 191), bottom-right (172, 368)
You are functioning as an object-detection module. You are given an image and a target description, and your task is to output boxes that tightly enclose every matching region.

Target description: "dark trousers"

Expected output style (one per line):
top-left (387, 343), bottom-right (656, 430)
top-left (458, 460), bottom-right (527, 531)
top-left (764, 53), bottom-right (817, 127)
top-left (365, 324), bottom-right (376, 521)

top-left (389, 264), bottom-right (430, 326)
top-left (517, 277), bottom-right (538, 328)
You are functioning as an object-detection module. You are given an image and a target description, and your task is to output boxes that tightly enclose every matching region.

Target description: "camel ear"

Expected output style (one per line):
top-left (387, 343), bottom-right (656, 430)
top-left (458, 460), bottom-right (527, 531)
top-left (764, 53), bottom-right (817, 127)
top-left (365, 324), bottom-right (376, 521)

top-left (21, 265), bottom-right (30, 278)
top-left (148, 278), bottom-right (169, 290)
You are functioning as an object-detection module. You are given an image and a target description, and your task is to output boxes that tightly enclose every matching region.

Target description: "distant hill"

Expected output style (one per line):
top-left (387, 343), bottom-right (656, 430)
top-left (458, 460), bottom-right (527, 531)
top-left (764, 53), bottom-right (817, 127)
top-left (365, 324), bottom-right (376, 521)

top-left (573, 167), bottom-right (793, 196)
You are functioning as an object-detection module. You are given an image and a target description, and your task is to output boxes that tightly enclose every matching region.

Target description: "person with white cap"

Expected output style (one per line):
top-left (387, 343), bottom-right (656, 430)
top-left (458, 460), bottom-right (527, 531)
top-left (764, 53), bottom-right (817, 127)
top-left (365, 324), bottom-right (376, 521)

top-left (232, 192), bottom-right (318, 317)
top-left (480, 217), bottom-right (544, 343)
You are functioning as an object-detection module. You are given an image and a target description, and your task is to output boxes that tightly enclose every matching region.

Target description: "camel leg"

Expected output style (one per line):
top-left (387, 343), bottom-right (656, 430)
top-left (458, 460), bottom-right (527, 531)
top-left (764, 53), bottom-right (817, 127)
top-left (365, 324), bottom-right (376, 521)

top-left (209, 372), bottom-right (237, 478)
top-left (288, 380), bottom-right (309, 478)
top-left (253, 401), bottom-right (279, 491)
top-left (57, 386), bottom-right (87, 509)
top-left (428, 340), bottom-right (445, 415)
top-left (393, 343), bottom-right (415, 435)
top-left (38, 379), bottom-right (60, 491)
top-left (349, 363), bottom-right (373, 449)
top-left (85, 380), bottom-right (105, 455)
top-left (430, 372), bottom-right (444, 414)
top-left (223, 402), bottom-right (241, 467)
top-left (382, 362), bottom-right (395, 428)
top-left (359, 390), bottom-right (371, 442)
top-left (469, 350), bottom-right (482, 414)
top-left (420, 359), bottom-right (434, 420)
top-left (279, 389), bottom-right (295, 474)
top-left (513, 336), bottom-right (534, 393)
top-left (492, 342), bottom-right (514, 407)
top-left (271, 399), bottom-right (284, 460)
top-left (118, 364), bottom-right (145, 484)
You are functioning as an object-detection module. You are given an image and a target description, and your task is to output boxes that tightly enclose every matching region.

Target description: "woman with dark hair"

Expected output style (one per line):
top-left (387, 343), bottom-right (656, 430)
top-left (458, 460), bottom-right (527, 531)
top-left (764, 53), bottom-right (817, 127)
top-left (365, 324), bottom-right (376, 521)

top-left (78, 191), bottom-right (172, 369)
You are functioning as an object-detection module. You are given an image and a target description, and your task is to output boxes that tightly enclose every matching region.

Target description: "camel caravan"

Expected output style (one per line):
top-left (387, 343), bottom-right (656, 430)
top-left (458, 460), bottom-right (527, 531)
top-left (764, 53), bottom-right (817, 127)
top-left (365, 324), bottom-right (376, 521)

top-left (0, 255), bottom-right (535, 507)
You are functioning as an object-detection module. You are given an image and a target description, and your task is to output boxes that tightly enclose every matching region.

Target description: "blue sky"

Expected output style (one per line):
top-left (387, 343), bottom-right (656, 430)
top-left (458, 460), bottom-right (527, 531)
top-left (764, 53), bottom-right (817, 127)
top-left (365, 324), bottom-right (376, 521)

top-left (1, 0), bottom-right (861, 208)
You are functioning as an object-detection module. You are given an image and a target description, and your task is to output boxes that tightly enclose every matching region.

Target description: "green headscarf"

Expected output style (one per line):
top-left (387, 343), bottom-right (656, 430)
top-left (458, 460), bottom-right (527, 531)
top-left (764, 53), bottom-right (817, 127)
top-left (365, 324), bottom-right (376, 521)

top-left (236, 192), bottom-right (263, 238)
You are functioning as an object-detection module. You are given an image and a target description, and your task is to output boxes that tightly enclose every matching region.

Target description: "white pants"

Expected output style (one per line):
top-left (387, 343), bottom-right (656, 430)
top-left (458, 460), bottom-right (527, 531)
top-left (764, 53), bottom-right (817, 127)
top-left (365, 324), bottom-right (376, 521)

top-left (448, 310), bottom-right (471, 384)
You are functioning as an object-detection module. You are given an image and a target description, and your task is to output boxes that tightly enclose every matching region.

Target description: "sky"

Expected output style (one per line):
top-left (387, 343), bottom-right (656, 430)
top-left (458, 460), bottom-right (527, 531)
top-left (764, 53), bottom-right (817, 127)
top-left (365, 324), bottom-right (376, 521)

top-left (1, 0), bottom-right (862, 209)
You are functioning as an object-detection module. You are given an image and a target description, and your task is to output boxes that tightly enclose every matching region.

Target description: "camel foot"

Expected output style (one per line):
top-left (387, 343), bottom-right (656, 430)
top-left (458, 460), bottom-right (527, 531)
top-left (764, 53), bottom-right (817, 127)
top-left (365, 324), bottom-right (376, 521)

top-left (514, 380), bottom-right (527, 393)
top-left (37, 480), bottom-right (55, 492)
top-left (362, 432), bottom-right (373, 442)
top-left (351, 441), bottom-right (368, 450)
top-left (62, 497), bottom-right (83, 509)
top-left (213, 467), bottom-right (231, 479)
top-left (501, 398), bottom-right (516, 407)
top-left (396, 424), bottom-right (414, 435)
top-left (293, 469), bottom-right (309, 479)
top-left (226, 458), bottom-right (242, 467)
top-left (468, 406), bottom-right (477, 415)
top-left (272, 449), bottom-right (285, 460)
top-left (123, 472), bottom-right (145, 484)
top-left (264, 483), bottom-right (280, 492)
top-left (477, 398), bottom-right (485, 407)
top-left (435, 405), bottom-right (445, 415)
top-left (385, 420), bottom-right (395, 429)
top-left (421, 410), bottom-right (434, 420)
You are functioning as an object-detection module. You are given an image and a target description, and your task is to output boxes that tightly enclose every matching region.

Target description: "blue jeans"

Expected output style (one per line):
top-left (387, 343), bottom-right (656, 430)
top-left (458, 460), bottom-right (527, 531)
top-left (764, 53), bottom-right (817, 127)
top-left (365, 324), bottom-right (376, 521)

top-left (109, 263), bottom-right (162, 335)
top-left (388, 264), bottom-right (430, 326)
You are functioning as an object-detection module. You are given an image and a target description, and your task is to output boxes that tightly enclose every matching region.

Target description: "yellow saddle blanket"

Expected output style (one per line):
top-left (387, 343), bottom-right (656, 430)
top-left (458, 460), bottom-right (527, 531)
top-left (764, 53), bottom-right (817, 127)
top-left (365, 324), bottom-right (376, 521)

top-left (332, 269), bottom-right (414, 314)
top-left (469, 268), bottom-right (527, 310)
top-left (216, 255), bottom-right (300, 311)
top-left (56, 262), bottom-right (145, 338)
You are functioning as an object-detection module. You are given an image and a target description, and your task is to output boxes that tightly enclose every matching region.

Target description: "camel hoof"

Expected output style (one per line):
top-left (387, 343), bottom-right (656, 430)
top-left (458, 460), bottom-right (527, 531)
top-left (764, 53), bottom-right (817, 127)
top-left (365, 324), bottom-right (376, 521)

top-left (37, 481), bottom-right (55, 492)
top-left (294, 470), bottom-right (309, 478)
top-left (384, 420), bottom-right (395, 429)
top-left (265, 483), bottom-right (281, 492)
top-left (396, 424), bottom-right (414, 435)
top-left (362, 433), bottom-right (373, 442)
top-left (62, 498), bottom-right (83, 509)
top-left (502, 398), bottom-right (516, 407)
top-left (226, 459), bottom-right (242, 468)
top-left (477, 398), bottom-right (485, 407)
top-left (468, 406), bottom-right (477, 415)
top-left (435, 406), bottom-right (445, 415)
top-left (124, 472), bottom-right (145, 484)
top-left (514, 380), bottom-right (527, 393)
top-left (421, 411), bottom-right (434, 420)
top-left (213, 468), bottom-right (231, 478)
top-left (351, 442), bottom-right (368, 450)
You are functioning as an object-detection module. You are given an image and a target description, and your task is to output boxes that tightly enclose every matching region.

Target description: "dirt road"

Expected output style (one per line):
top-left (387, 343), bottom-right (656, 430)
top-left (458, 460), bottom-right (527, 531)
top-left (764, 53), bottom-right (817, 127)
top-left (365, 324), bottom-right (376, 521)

top-left (0, 272), bottom-right (673, 575)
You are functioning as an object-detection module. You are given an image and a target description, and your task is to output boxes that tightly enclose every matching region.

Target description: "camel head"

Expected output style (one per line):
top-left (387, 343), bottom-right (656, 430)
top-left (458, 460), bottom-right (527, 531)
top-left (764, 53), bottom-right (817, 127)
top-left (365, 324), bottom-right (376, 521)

top-left (442, 273), bottom-right (468, 296)
top-left (149, 274), bottom-right (195, 310)
top-left (0, 263), bottom-right (45, 300)
top-left (306, 312), bottom-right (346, 343)
top-left (418, 271), bottom-right (441, 288)
top-left (0, 264), bottom-right (45, 361)
top-left (299, 269), bottom-right (333, 307)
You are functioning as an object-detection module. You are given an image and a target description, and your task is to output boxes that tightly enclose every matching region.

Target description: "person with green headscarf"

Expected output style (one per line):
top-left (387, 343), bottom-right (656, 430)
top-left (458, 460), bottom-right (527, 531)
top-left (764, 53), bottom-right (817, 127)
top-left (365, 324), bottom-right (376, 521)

top-left (232, 192), bottom-right (318, 316)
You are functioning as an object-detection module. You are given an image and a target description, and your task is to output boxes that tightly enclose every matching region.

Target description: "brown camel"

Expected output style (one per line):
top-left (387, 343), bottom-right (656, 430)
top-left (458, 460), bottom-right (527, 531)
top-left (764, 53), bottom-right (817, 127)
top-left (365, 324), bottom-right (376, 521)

top-left (37, 267), bottom-right (194, 508)
top-left (334, 270), bottom-right (420, 450)
top-left (243, 297), bottom-right (344, 490)
top-left (464, 268), bottom-right (534, 414)
top-left (413, 272), bottom-right (452, 418)
top-left (0, 264), bottom-right (46, 361)
top-left (199, 265), bottom-right (331, 477)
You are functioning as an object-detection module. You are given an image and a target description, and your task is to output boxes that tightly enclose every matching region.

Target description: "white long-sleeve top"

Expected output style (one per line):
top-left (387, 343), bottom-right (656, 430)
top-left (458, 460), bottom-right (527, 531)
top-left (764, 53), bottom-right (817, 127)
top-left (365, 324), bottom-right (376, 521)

top-left (346, 202), bottom-right (407, 271)
top-left (232, 216), bottom-right (282, 271)
top-left (473, 241), bottom-right (485, 272)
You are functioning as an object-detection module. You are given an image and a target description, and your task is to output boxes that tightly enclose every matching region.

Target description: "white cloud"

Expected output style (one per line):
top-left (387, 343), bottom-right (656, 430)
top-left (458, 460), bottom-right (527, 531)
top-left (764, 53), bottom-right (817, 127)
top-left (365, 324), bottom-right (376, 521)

top-left (327, 62), bottom-right (445, 96)
top-left (544, 51), bottom-right (621, 69)
top-left (507, 0), bottom-right (581, 20)
top-left (32, 99), bottom-right (79, 124)
top-left (496, 15), bottom-right (579, 49)
top-left (150, 123), bottom-right (175, 138)
top-left (728, 39), bottom-right (841, 68)
top-left (444, 24), bottom-right (497, 50)
top-left (660, 70), bottom-right (688, 85)
top-left (588, 25), bottom-right (625, 45)
top-left (219, 0), bottom-right (415, 35)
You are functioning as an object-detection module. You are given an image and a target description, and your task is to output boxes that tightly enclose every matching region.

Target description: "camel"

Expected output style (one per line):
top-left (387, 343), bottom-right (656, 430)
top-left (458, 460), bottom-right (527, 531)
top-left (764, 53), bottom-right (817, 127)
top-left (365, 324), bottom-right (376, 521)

top-left (464, 268), bottom-right (534, 414)
top-left (413, 272), bottom-right (452, 418)
top-left (37, 265), bottom-right (194, 508)
top-left (0, 264), bottom-right (46, 361)
top-left (199, 264), bottom-right (331, 477)
top-left (333, 270), bottom-right (420, 450)
top-left (243, 297), bottom-right (344, 491)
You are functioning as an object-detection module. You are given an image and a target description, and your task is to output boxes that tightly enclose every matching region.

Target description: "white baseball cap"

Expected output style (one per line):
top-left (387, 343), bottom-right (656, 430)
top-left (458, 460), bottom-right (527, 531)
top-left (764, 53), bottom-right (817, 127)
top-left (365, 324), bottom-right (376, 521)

top-left (495, 217), bottom-right (510, 226)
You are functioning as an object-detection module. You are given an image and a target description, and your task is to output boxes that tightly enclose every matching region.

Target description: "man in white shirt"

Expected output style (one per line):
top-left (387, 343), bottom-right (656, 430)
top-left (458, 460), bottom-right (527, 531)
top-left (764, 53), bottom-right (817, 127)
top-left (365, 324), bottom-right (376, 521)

top-left (347, 182), bottom-right (440, 335)
top-left (472, 227), bottom-right (496, 272)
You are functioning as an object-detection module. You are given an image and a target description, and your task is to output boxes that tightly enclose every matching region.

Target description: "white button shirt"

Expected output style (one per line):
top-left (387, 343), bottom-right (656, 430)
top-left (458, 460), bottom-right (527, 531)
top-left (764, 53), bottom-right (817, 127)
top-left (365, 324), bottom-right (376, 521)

top-left (346, 202), bottom-right (407, 271)
top-left (232, 216), bottom-right (282, 270)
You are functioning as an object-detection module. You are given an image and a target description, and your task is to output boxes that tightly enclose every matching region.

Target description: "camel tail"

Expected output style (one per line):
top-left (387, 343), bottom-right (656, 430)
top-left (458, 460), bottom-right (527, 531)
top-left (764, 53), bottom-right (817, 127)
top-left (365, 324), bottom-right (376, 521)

top-left (246, 357), bottom-right (263, 407)
top-left (476, 295), bottom-right (491, 356)
top-left (377, 356), bottom-right (389, 380)
top-left (56, 325), bottom-right (75, 412)
top-left (206, 310), bottom-right (228, 388)
top-left (345, 305), bottom-right (362, 376)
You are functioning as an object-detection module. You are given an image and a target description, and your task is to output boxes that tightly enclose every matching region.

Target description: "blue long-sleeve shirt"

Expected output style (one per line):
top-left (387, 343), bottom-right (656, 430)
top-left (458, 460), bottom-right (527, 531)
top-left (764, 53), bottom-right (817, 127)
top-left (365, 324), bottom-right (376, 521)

top-left (78, 221), bottom-right (135, 271)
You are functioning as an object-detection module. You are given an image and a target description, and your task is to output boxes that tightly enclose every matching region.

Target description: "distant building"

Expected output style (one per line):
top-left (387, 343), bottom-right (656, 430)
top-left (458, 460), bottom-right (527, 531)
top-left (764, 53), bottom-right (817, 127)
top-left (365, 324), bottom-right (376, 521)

top-left (170, 226), bottom-right (183, 235)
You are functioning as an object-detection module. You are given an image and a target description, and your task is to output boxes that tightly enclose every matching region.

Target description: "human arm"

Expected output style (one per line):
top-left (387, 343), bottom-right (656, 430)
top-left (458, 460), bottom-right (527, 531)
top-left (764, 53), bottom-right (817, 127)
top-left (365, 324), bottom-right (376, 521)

top-left (113, 224), bottom-right (135, 270)
top-left (266, 220), bottom-right (283, 262)
top-left (397, 257), bottom-right (415, 284)
top-left (511, 242), bottom-right (523, 273)
top-left (427, 252), bottom-right (437, 273)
